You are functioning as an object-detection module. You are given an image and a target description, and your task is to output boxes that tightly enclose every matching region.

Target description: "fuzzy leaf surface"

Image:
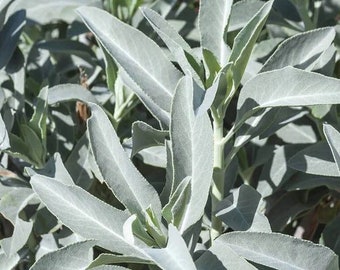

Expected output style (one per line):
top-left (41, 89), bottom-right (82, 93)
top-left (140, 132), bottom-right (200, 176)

top-left (30, 240), bottom-right (96, 270)
top-left (170, 76), bottom-right (213, 232)
top-left (261, 27), bottom-right (335, 72)
top-left (31, 175), bottom-right (149, 259)
top-left (199, 0), bottom-right (232, 66)
top-left (77, 7), bottom-right (182, 127)
top-left (87, 104), bottom-right (162, 220)
top-left (324, 123), bottom-right (340, 174)
top-left (220, 232), bottom-right (339, 270)
top-left (236, 67), bottom-right (340, 126)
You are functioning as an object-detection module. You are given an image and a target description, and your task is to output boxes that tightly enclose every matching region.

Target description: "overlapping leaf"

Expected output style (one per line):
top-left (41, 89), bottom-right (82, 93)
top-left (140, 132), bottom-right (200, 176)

top-left (31, 175), bottom-right (149, 259)
top-left (170, 76), bottom-right (213, 233)
top-left (77, 7), bottom-right (182, 127)
top-left (236, 67), bottom-right (340, 126)
top-left (30, 240), bottom-right (96, 270)
top-left (261, 27), bottom-right (335, 72)
top-left (199, 0), bottom-right (232, 66)
top-left (219, 232), bottom-right (339, 270)
top-left (87, 103), bottom-right (162, 220)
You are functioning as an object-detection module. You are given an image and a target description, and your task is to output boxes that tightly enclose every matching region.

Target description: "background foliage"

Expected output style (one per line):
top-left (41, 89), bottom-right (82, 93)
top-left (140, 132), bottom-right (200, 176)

top-left (0, 0), bottom-right (340, 269)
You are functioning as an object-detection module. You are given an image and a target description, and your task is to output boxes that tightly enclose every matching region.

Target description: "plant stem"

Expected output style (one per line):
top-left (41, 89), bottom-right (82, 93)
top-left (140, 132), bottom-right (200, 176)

top-left (210, 117), bottom-right (225, 241)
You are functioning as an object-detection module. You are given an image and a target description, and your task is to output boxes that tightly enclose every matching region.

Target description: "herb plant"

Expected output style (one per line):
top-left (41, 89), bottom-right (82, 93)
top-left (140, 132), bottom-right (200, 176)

top-left (1, 0), bottom-right (340, 269)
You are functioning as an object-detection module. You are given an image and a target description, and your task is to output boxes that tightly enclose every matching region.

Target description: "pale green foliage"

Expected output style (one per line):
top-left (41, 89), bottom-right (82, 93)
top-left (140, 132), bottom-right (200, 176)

top-left (0, 0), bottom-right (340, 269)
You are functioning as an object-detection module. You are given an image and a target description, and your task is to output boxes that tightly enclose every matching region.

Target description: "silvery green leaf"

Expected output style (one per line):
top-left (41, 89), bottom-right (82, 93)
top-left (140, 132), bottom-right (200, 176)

top-left (35, 234), bottom-right (58, 260)
top-left (209, 63), bottom-right (233, 110)
top-left (89, 253), bottom-right (152, 268)
top-left (236, 67), bottom-right (340, 126)
top-left (65, 134), bottom-right (93, 189)
top-left (284, 173), bottom-right (340, 191)
top-left (228, 0), bottom-right (265, 32)
top-left (252, 37), bottom-right (283, 60)
top-left (90, 266), bottom-right (130, 270)
top-left (30, 240), bottom-right (96, 270)
top-left (0, 188), bottom-right (35, 256)
top-left (0, 10), bottom-right (25, 69)
top-left (261, 27), bottom-right (335, 72)
top-left (100, 44), bottom-right (117, 91)
top-left (259, 108), bottom-right (308, 139)
top-left (87, 103), bottom-right (162, 220)
top-left (143, 225), bottom-right (196, 270)
top-left (241, 59), bottom-right (262, 85)
top-left (229, 0), bottom-right (273, 88)
top-left (219, 232), bottom-right (339, 270)
top-left (0, 250), bottom-right (19, 270)
top-left (312, 44), bottom-right (337, 76)
top-left (8, 0), bottom-right (101, 24)
top-left (162, 177), bottom-right (191, 227)
top-left (29, 87), bottom-right (48, 146)
top-left (48, 84), bottom-right (98, 105)
top-left (0, 114), bottom-right (10, 150)
top-left (199, 0), bottom-right (232, 66)
top-left (30, 174), bottom-right (149, 259)
top-left (257, 145), bottom-right (306, 197)
top-left (0, 188), bottom-right (34, 224)
top-left (1, 218), bottom-right (33, 256)
top-left (58, 233), bottom-right (86, 247)
top-left (77, 7), bottom-right (182, 128)
top-left (141, 8), bottom-right (203, 87)
top-left (131, 121), bottom-right (168, 157)
top-left (26, 153), bottom-right (74, 186)
top-left (160, 140), bottom-right (173, 204)
top-left (275, 123), bottom-right (317, 144)
top-left (324, 124), bottom-right (340, 174)
top-left (195, 237), bottom-right (256, 270)
top-left (288, 142), bottom-right (339, 177)
top-left (170, 76), bottom-right (213, 233)
top-left (216, 185), bottom-right (271, 232)
top-left (119, 68), bottom-right (170, 127)
top-left (0, 0), bottom-right (14, 28)
top-left (136, 146), bottom-right (166, 168)
top-left (235, 107), bottom-right (307, 148)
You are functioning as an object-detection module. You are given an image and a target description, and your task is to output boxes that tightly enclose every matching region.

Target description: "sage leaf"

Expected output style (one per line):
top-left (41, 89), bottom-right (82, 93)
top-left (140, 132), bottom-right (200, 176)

top-left (48, 84), bottom-right (98, 105)
top-left (199, 0), bottom-right (232, 66)
top-left (195, 236), bottom-right (256, 270)
top-left (229, 0), bottom-right (273, 88)
top-left (87, 103), bottom-right (162, 220)
top-left (141, 7), bottom-right (203, 87)
top-left (219, 232), bottom-right (339, 270)
top-left (0, 114), bottom-right (10, 150)
top-left (170, 76), bottom-right (213, 233)
top-left (0, 250), bottom-right (19, 270)
top-left (143, 224), bottom-right (196, 270)
top-left (324, 123), bottom-right (340, 174)
top-left (261, 27), bottom-right (336, 72)
top-left (236, 67), bottom-right (340, 126)
top-left (131, 121), bottom-right (168, 157)
top-left (228, 0), bottom-right (265, 32)
top-left (30, 175), bottom-right (149, 259)
top-left (216, 185), bottom-right (271, 232)
top-left (288, 142), bottom-right (339, 177)
top-left (77, 7), bottom-right (182, 127)
top-left (30, 240), bottom-right (96, 270)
